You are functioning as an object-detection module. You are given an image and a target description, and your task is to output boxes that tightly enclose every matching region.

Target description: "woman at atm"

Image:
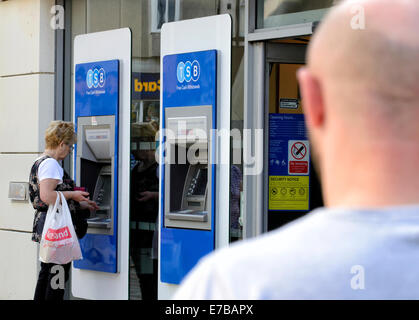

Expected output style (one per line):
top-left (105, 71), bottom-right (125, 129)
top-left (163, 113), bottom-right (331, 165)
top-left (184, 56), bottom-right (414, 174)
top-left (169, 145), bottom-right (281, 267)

top-left (29, 120), bottom-right (99, 301)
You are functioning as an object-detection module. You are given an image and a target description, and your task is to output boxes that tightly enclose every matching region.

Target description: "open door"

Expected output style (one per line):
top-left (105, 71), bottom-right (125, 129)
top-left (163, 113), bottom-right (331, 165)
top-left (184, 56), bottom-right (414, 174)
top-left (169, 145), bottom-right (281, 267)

top-left (263, 41), bottom-right (323, 232)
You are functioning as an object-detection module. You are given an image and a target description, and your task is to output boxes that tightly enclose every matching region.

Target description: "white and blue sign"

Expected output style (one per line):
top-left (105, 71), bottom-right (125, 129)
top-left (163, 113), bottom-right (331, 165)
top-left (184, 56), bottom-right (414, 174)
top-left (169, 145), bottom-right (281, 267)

top-left (74, 59), bottom-right (119, 116)
top-left (269, 114), bottom-right (307, 176)
top-left (163, 50), bottom-right (216, 107)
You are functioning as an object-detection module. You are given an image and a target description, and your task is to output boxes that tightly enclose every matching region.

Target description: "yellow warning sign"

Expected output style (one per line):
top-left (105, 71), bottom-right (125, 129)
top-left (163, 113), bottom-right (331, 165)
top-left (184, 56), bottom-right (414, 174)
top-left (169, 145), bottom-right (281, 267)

top-left (269, 176), bottom-right (309, 211)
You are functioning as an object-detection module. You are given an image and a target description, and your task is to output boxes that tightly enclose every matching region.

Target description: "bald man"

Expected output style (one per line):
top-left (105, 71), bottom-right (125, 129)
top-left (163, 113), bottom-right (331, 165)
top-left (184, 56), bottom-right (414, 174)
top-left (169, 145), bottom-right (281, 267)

top-left (174, 0), bottom-right (419, 299)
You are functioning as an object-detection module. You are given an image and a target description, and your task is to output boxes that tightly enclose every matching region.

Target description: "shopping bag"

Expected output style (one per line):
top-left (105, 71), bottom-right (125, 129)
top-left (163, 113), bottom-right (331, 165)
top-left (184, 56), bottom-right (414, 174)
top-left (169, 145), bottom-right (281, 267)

top-left (39, 191), bottom-right (83, 264)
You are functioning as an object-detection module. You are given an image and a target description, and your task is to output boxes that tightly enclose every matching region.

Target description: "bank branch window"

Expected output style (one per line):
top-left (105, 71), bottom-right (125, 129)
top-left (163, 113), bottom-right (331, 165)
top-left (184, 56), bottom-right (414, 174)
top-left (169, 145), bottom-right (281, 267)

top-left (257, 0), bottom-right (339, 29)
top-left (151, 0), bottom-right (182, 32)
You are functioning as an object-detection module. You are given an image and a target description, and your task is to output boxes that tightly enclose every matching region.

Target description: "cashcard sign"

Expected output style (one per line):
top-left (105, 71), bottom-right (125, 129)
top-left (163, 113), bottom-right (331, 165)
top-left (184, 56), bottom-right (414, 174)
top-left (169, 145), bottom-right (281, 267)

top-left (132, 72), bottom-right (160, 100)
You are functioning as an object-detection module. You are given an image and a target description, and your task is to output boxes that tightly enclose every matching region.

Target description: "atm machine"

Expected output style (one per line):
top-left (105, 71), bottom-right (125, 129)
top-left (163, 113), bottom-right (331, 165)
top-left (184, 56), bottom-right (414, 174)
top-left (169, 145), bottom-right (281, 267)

top-left (159, 15), bottom-right (232, 299)
top-left (74, 112), bottom-right (118, 273)
top-left (160, 51), bottom-right (217, 285)
top-left (71, 28), bottom-right (131, 300)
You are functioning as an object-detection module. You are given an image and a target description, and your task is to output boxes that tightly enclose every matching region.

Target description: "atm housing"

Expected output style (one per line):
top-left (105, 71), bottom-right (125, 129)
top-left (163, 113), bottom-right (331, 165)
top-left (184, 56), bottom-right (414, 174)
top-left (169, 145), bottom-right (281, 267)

top-left (73, 111), bottom-right (119, 273)
top-left (76, 116), bottom-right (116, 235)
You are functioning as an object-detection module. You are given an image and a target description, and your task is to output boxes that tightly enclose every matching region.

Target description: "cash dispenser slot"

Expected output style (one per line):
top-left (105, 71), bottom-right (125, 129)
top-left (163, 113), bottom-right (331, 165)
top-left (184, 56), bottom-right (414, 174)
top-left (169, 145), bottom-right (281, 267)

top-left (167, 210), bottom-right (207, 222)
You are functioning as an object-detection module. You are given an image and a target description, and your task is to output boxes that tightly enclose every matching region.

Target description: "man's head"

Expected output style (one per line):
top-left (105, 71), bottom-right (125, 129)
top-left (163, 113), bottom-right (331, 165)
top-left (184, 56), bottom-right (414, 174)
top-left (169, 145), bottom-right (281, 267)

top-left (298, 0), bottom-right (419, 207)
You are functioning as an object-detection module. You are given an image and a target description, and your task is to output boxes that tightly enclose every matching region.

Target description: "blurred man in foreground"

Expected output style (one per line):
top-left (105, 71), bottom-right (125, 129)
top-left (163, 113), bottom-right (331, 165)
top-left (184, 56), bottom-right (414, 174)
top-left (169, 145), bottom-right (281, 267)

top-left (174, 0), bottom-right (419, 299)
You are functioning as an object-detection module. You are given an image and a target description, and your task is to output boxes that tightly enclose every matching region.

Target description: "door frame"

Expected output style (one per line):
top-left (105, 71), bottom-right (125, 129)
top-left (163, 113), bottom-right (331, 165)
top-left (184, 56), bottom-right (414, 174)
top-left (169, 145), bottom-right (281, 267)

top-left (263, 43), bottom-right (307, 233)
top-left (242, 22), bottom-right (312, 239)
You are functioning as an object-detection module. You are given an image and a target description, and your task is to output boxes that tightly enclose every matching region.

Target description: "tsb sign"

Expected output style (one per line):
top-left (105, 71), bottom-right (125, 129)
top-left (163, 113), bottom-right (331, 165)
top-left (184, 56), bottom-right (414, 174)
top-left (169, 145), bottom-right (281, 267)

top-left (177, 60), bottom-right (200, 83)
top-left (86, 67), bottom-right (106, 89)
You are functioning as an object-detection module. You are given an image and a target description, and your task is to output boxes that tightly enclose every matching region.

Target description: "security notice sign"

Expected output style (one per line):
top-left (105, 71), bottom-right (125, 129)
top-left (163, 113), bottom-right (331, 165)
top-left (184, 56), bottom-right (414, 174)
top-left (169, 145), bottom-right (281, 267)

top-left (268, 114), bottom-right (310, 211)
top-left (269, 176), bottom-right (309, 211)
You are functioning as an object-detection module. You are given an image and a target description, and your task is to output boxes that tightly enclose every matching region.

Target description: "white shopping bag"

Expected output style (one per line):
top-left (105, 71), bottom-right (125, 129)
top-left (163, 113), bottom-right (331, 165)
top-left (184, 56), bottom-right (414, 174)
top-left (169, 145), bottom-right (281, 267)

top-left (39, 191), bottom-right (83, 264)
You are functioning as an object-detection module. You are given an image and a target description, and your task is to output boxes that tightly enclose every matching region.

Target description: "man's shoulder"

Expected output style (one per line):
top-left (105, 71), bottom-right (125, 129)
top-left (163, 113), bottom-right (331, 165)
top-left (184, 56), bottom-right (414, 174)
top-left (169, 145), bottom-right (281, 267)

top-left (213, 208), bottom-right (331, 264)
top-left (176, 209), bottom-right (333, 299)
top-left (177, 206), bottom-right (419, 299)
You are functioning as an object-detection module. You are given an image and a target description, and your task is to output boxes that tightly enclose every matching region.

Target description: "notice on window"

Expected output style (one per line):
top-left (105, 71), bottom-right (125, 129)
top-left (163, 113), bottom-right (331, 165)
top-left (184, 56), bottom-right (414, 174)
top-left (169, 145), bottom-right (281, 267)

top-left (268, 113), bottom-right (310, 211)
top-left (269, 176), bottom-right (309, 211)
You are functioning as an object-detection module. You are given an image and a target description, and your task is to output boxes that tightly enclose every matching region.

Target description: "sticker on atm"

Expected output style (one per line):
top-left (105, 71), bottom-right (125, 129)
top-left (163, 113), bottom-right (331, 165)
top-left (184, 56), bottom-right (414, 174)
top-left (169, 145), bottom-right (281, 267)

top-left (269, 176), bottom-right (309, 211)
top-left (86, 129), bottom-right (110, 140)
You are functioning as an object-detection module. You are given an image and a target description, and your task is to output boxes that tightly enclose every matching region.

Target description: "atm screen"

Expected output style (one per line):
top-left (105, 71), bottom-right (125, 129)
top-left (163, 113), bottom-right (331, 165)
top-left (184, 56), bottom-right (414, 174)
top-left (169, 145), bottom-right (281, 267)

top-left (191, 168), bottom-right (207, 196)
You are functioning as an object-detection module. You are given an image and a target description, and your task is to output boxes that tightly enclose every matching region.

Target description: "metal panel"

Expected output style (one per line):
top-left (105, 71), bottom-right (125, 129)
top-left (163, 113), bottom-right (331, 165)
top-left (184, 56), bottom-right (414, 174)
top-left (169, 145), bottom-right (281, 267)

top-left (243, 41), bottom-right (265, 239)
top-left (55, 0), bottom-right (73, 174)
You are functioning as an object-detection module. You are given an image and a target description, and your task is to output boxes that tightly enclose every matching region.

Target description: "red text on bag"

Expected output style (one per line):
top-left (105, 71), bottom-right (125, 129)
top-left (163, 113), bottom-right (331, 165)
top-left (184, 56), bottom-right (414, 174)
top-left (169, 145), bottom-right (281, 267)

top-left (45, 226), bottom-right (71, 241)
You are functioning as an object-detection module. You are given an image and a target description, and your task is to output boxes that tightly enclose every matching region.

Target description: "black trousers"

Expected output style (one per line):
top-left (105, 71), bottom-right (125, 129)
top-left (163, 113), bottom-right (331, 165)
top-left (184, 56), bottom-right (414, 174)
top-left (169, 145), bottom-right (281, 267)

top-left (34, 262), bottom-right (71, 301)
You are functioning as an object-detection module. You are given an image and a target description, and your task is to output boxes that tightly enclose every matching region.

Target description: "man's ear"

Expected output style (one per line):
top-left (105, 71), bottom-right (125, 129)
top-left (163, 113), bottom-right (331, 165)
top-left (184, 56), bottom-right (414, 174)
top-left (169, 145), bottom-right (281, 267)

top-left (297, 68), bottom-right (325, 129)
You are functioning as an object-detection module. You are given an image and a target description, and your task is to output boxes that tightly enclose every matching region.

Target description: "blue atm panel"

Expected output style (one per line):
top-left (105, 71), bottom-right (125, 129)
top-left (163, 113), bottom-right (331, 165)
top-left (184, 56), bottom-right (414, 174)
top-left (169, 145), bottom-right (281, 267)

top-left (161, 50), bottom-right (217, 284)
top-left (73, 60), bottom-right (119, 273)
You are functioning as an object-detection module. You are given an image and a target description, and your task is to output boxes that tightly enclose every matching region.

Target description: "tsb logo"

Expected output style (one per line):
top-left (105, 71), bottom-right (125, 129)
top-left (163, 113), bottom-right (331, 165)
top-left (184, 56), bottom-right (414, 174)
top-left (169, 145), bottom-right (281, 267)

top-left (177, 60), bottom-right (200, 83)
top-left (87, 68), bottom-right (106, 89)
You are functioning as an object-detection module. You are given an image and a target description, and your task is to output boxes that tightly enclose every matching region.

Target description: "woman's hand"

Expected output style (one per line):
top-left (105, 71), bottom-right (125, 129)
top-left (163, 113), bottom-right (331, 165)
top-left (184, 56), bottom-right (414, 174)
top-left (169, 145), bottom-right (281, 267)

top-left (70, 190), bottom-right (91, 203)
top-left (79, 199), bottom-right (100, 211)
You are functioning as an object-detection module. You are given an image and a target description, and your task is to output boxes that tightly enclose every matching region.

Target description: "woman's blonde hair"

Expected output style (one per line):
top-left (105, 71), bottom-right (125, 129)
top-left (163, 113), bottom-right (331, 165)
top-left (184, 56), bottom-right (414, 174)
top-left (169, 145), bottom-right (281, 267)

top-left (45, 121), bottom-right (77, 149)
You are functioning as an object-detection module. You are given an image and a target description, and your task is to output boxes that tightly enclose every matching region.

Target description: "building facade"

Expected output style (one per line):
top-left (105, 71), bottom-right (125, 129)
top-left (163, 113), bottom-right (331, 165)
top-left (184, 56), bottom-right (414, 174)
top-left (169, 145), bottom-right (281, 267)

top-left (0, 0), bottom-right (337, 299)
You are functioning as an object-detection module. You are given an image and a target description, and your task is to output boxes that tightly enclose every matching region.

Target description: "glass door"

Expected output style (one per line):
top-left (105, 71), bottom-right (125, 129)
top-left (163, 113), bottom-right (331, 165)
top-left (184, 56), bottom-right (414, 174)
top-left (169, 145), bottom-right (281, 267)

top-left (264, 40), bottom-right (323, 232)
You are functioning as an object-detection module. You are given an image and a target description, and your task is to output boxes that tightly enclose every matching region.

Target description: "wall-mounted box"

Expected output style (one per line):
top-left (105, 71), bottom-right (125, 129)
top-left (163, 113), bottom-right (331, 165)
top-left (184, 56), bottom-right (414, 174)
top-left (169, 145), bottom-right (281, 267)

top-left (8, 182), bottom-right (29, 201)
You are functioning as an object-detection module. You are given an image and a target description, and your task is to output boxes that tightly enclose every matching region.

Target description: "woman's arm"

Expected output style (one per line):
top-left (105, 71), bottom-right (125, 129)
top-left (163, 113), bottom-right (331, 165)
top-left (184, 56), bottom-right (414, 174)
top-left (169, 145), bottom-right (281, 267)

top-left (39, 178), bottom-right (90, 205)
top-left (39, 179), bottom-right (60, 205)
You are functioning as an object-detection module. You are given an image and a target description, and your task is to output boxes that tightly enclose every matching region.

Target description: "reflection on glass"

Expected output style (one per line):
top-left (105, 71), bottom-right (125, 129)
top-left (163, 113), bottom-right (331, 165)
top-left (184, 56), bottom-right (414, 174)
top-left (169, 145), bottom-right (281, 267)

top-left (130, 66), bottom-right (160, 300)
top-left (157, 0), bottom-right (179, 29)
top-left (229, 165), bottom-right (243, 242)
top-left (130, 120), bottom-right (159, 300)
top-left (258, 0), bottom-right (339, 29)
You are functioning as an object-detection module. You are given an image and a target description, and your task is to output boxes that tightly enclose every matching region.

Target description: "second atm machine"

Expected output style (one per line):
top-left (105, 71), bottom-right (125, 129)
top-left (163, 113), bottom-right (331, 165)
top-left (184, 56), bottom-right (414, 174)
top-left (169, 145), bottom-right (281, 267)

top-left (160, 50), bottom-right (217, 284)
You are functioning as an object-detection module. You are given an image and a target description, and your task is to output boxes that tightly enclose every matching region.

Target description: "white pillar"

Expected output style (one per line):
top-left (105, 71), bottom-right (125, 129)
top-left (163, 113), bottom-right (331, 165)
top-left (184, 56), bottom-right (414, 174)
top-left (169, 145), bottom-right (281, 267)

top-left (0, 0), bottom-right (55, 299)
